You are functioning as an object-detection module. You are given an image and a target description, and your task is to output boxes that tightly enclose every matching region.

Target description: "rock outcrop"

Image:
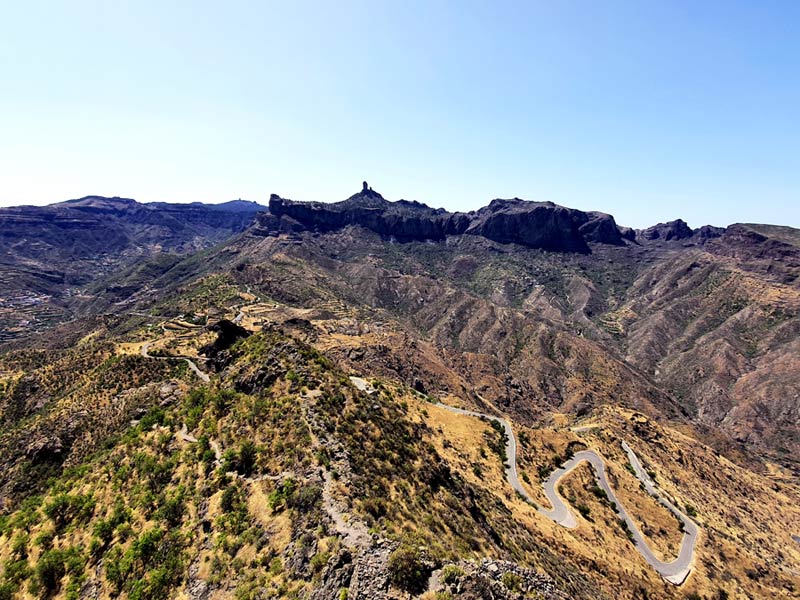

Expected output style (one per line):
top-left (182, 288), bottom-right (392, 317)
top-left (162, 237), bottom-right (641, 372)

top-left (636, 219), bottom-right (727, 244)
top-left (437, 559), bottom-right (570, 600)
top-left (267, 186), bottom-right (468, 243)
top-left (639, 218), bottom-right (694, 241)
top-left (265, 184), bottom-right (627, 253)
top-left (199, 319), bottom-right (251, 371)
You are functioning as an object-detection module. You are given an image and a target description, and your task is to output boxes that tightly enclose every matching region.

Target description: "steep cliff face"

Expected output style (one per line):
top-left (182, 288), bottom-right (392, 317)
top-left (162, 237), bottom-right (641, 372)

top-left (579, 212), bottom-right (628, 245)
top-left (268, 191), bottom-right (467, 242)
top-left (267, 186), bottom-right (625, 252)
top-left (466, 200), bottom-right (625, 251)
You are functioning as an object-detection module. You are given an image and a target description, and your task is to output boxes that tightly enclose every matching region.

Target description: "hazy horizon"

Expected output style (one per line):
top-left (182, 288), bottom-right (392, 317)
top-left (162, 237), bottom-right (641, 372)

top-left (2, 1), bottom-right (798, 229)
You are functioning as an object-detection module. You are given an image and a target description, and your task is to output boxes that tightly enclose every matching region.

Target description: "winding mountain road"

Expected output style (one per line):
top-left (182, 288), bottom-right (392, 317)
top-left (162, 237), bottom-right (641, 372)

top-left (435, 402), bottom-right (698, 585)
top-left (140, 341), bottom-right (210, 383)
top-left (138, 301), bottom-right (252, 382)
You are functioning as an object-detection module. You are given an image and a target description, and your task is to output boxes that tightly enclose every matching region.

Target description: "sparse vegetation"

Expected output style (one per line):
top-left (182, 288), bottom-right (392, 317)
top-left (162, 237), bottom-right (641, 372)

top-left (387, 544), bottom-right (429, 594)
top-left (501, 571), bottom-right (523, 592)
top-left (0, 228), bottom-right (798, 600)
top-left (440, 564), bottom-right (465, 585)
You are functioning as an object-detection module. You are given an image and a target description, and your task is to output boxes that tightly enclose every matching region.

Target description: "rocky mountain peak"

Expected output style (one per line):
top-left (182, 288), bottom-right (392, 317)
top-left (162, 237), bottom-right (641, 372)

top-left (263, 189), bottom-right (635, 252)
top-left (640, 219), bottom-right (694, 241)
top-left (345, 181), bottom-right (387, 206)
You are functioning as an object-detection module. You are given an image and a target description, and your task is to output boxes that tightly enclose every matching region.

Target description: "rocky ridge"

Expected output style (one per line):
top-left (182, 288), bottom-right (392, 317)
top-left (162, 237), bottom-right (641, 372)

top-left (264, 182), bottom-right (724, 252)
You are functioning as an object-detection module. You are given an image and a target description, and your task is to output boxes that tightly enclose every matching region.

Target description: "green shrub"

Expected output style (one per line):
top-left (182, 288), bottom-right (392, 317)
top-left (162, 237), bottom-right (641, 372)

top-left (3, 559), bottom-right (31, 584)
top-left (387, 545), bottom-right (428, 594)
top-left (288, 484), bottom-right (321, 511)
top-left (93, 519), bottom-right (115, 545)
top-left (105, 528), bottom-right (185, 596)
top-left (237, 441), bottom-right (258, 476)
top-left (268, 557), bottom-right (282, 576)
top-left (212, 389), bottom-right (237, 415)
top-left (128, 566), bottom-right (174, 600)
top-left (221, 441), bottom-right (260, 476)
top-left (155, 489), bottom-right (185, 527)
top-left (619, 519), bottom-right (634, 541)
top-left (133, 453), bottom-right (177, 493)
top-left (0, 583), bottom-right (16, 600)
top-left (43, 494), bottom-right (95, 532)
top-left (88, 537), bottom-right (104, 559)
top-left (439, 564), bottom-right (464, 585)
top-left (139, 406), bottom-right (167, 429)
top-left (34, 529), bottom-right (55, 549)
top-left (105, 548), bottom-right (131, 593)
top-left (33, 549), bottom-right (66, 595)
top-left (501, 571), bottom-right (523, 592)
top-left (588, 485), bottom-right (608, 502)
top-left (537, 464), bottom-right (552, 480)
top-left (221, 484), bottom-right (242, 513)
top-left (361, 498), bottom-right (387, 522)
top-left (486, 420), bottom-right (509, 464)
top-left (310, 551), bottom-right (329, 574)
top-left (268, 478), bottom-right (295, 512)
top-left (11, 533), bottom-right (28, 559)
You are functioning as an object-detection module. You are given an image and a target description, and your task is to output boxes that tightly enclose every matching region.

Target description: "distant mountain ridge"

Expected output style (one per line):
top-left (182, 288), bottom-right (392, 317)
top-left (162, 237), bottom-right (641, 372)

top-left (0, 195), bottom-right (266, 338)
top-left (264, 182), bottom-right (721, 252)
top-left (0, 185), bottom-right (789, 347)
top-left (0, 195), bottom-right (265, 261)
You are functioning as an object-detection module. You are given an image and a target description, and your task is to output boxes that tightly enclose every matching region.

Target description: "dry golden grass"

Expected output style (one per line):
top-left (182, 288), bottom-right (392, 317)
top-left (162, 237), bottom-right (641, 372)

top-left (404, 393), bottom-right (800, 599)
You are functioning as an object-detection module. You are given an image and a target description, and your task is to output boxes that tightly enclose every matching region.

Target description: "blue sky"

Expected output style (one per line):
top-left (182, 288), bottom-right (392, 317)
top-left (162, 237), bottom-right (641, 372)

top-left (1, 1), bottom-right (798, 228)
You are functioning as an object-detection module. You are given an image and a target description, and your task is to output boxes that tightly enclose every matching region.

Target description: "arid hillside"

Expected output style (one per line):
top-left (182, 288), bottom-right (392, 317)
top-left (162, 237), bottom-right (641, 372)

top-left (1, 191), bottom-right (799, 599)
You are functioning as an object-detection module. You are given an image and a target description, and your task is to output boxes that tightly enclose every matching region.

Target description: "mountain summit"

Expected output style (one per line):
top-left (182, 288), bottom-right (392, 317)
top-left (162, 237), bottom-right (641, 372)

top-left (266, 183), bottom-right (714, 252)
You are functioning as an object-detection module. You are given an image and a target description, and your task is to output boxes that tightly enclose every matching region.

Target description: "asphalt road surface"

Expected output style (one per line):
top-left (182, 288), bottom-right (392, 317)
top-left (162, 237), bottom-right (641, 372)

top-left (140, 340), bottom-right (210, 383)
top-left (435, 401), bottom-right (697, 585)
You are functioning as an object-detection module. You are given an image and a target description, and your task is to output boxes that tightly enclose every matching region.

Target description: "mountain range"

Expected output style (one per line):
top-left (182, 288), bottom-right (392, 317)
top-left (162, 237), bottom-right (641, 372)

top-left (0, 184), bottom-right (798, 600)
